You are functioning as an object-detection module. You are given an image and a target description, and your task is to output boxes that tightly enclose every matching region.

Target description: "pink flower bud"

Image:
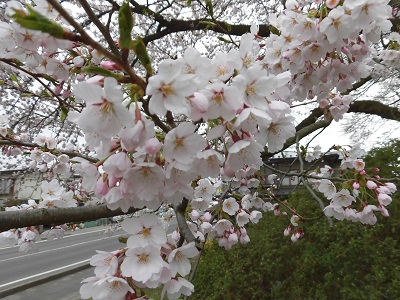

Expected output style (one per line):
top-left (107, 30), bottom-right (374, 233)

top-left (353, 182), bottom-right (360, 190)
top-left (72, 56), bottom-right (85, 68)
top-left (100, 60), bottom-right (122, 71)
top-left (284, 227), bottom-right (291, 236)
top-left (62, 87), bottom-right (71, 98)
top-left (145, 137), bottom-right (162, 155)
top-left (366, 180), bottom-right (377, 190)
top-left (203, 211), bottom-right (212, 222)
top-left (53, 85), bottom-right (63, 95)
top-left (76, 74), bottom-right (85, 81)
top-left (228, 232), bottom-right (238, 244)
top-left (96, 177), bottom-right (109, 195)
top-left (360, 170), bottom-right (366, 175)
top-left (240, 227), bottom-right (247, 236)
top-left (189, 210), bottom-right (200, 221)
top-left (319, 99), bottom-right (329, 109)
top-left (379, 206), bottom-right (389, 217)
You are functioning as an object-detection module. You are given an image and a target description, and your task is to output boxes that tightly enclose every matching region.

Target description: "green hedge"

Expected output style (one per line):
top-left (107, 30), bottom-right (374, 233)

top-left (191, 190), bottom-right (400, 300)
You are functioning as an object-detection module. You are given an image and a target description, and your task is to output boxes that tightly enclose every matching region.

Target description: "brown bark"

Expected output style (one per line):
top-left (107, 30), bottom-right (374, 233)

top-left (0, 205), bottom-right (140, 232)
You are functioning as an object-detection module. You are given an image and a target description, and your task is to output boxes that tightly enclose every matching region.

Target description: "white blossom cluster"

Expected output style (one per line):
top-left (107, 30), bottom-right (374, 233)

top-left (0, 0), bottom-right (398, 299)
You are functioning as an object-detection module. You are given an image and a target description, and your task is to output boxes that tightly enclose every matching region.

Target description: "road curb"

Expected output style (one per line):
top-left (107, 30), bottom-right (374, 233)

top-left (0, 261), bottom-right (91, 298)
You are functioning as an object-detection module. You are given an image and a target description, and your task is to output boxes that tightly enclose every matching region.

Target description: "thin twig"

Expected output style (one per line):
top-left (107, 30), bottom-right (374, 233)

top-left (78, 0), bottom-right (121, 56)
top-left (295, 136), bottom-right (333, 227)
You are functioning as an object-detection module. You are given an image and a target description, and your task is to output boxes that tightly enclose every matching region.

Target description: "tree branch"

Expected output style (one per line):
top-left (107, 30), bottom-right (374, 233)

top-left (47, 0), bottom-right (146, 90)
top-left (348, 100), bottom-right (400, 121)
top-left (295, 136), bottom-right (333, 227)
top-left (173, 198), bottom-right (201, 249)
top-left (0, 205), bottom-right (140, 232)
top-left (0, 140), bottom-right (98, 163)
top-left (77, 0), bottom-right (121, 57)
top-left (125, 0), bottom-right (271, 45)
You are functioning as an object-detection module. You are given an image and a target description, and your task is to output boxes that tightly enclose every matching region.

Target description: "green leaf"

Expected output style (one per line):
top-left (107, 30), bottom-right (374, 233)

top-left (187, 0), bottom-right (192, 6)
top-left (217, 36), bottom-right (231, 43)
top-left (131, 38), bottom-right (153, 75)
top-left (199, 20), bottom-right (216, 27)
top-left (205, 0), bottom-right (214, 17)
top-left (60, 106), bottom-right (69, 121)
top-left (10, 74), bottom-right (19, 82)
top-left (11, 6), bottom-right (65, 39)
top-left (118, 1), bottom-right (134, 49)
top-left (269, 25), bottom-right (281, 36)
top-left (81, 66), bottom-right (122, 80)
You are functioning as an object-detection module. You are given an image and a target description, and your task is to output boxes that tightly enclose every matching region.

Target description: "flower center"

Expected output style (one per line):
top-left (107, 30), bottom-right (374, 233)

top-left (175, 251), bottom-right (185, 262)
top-left (332, 19), bottom-right (340, 29)
top-left (140, 227), bottom-right (151, 238)
top-left (212, 92), bottom-right (224, 104)
top-left (100, 99), bottom-right (113, 114)
top-left (246, 84), bottom-right (257, 96)
top-left (217, 66), bottom-right (226, 76)
top-left (23, 33), bottom-right (33, 42)
top-left (174, 138), bottom-right (185, 149)
top-left (269, 123), bottom-right (279, 135)
top-left (161, 83), bottom-right (174, 96)
top-left (138, 253), bottom-right (149, 263)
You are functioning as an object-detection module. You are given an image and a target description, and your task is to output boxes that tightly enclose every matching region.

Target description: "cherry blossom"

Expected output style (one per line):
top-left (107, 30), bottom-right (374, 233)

top-left (120, 245), bottom-right (164, 282)
top-left (0, 0), bottom-right (398, 298)
top-left (146, 59), bottom-right (199, 116)
top-left (121, 214), bottom-right (167, 248)
top-left (90, 251), bottom-right (119, 277)
top-left (80, 276), bottom-right (134, 300)
top-left (222, 197), bottom-right (240, 216)
top-left (71, 77), bottom-right (133, 146)
top-left (318, 179), bottom-right (337, 199)
top-left (168, 242), bottom-right (199, 277)
top-left (163, 122), bottom-right (207, 165)
top-left (161, 277), bottom-right (194, 300)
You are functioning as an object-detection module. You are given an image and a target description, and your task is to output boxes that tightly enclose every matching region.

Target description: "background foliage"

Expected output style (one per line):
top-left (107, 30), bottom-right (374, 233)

top-left (191, 141), bottom-right (400, 300)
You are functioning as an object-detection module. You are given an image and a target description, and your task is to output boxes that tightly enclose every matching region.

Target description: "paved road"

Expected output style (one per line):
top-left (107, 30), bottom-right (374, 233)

top-left (0, 226), bottom-right (127, 298)
top-left (2, 266), bottom-right (95, 300)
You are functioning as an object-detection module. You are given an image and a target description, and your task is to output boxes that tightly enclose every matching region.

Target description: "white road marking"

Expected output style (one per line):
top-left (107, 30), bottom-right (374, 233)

top-left (0, 233), bottom-right (124, 263)
top-left (0, 259), bottom-right (90, 288)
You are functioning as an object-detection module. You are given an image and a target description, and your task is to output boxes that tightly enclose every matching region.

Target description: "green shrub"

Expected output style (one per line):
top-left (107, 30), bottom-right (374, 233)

top-left (191, 190), bottom-right (400, 300)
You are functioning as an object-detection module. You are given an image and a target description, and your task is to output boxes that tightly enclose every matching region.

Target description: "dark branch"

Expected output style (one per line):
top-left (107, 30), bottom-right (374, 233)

top-left (173, 198), bottom-right (201, 249)
top-left (348, 100), bottom-right (400, 121)
top-left (126, 0), bottom-right (271, 45)
top-left (0, 205), bottom-right (140, 232)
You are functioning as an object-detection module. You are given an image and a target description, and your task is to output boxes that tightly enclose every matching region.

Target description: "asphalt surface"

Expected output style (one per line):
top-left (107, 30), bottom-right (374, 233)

top-left (0, 226), bottom-right (127, 299)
